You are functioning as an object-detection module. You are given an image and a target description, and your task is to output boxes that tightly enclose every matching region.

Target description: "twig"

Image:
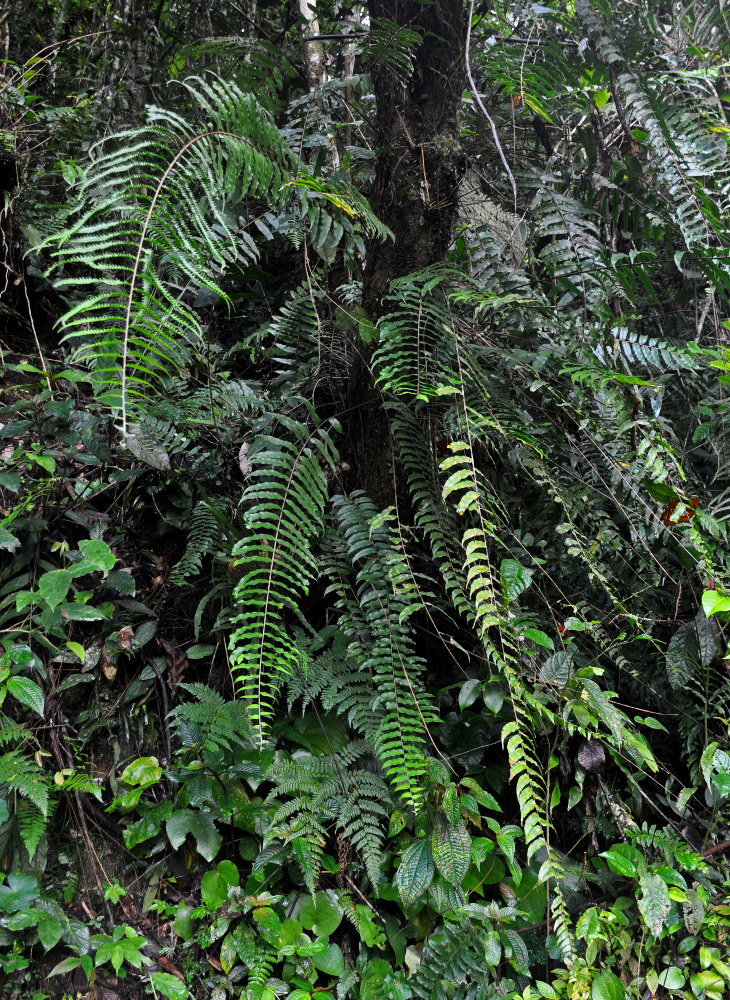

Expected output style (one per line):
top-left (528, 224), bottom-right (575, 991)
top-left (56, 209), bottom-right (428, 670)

top-left (608, 63), bottom-right (635, 150)
top-left (465, 0), bottom-right (517, 209)
top-left (148, 658), bottom-right (172, 764)
top-left (701, 839), bottom-right (730, 859)
top-left (22, 279), bottom-right (52, 395)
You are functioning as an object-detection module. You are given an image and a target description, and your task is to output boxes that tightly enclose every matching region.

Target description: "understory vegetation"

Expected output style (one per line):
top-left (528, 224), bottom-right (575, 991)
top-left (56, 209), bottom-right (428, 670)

top-left (3, 0), bottom-right (730, 998)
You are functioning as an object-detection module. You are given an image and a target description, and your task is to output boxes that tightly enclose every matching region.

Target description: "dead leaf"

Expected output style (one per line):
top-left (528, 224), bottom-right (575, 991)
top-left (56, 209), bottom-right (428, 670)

top-left (118, 625), bottom-right (134, 652)
top-left (577, 740), bottom-right (605, 774)
top-left (157, 956), bottom-right (185, 981)
top-left (238, 440), bottom-right (252, 477)
top-left (100, 649), bottom-right (117, 681)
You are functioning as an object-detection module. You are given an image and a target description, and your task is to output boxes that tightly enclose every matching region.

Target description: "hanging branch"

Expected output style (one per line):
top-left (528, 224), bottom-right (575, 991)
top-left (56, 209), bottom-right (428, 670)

top-left (465, 0), bottom-right (517, 209)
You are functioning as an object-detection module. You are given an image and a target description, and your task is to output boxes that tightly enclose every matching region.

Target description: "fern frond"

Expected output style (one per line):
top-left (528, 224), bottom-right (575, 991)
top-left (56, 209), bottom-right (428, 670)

top-left (364, 18), bottom-right (422, 85)
top-left (0, 748), bottom-right (50, 816)
top-left (169, 683), bottom-right (252, 757)
top-left (228, 413), bottom-right (338, 743)
top-left (42, 75), bottom-right (295, 433)
top-left (331, 492), bottom-right (438, 810)
top-left (171, 499), bottom-right (225, 585)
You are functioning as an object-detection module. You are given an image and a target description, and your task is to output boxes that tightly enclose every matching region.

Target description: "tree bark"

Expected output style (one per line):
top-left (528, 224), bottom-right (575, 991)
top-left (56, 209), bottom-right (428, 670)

top-left (299, 0), bottom-right (325, 91)
top-left (363, 0), bottom-right (466, 310)
top-left (349, 0), bottom-right (466, 505)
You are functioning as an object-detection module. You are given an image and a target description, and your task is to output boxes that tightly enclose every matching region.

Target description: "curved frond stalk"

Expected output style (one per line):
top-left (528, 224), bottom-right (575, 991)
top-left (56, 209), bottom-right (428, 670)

top-left (228, 413), bottom-right (338, 744)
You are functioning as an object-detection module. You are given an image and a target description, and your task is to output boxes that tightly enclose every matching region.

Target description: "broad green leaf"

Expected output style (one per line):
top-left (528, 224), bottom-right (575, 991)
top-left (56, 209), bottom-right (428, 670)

top-left (48, 956), bottom-right (82, 977)
top-left (66, 642), bottom-right (85, 662)
top-left (458, 678), bottom-right (481, 708)
top-left (312, 942), bottom-right (345, 977)
top-left (665, 624), bottom-right (698, 689)
top-left (125, 426), bottom-right (171, 470)
top-left (500, 558), bottom-right (532, 604)
top-left (395, 839), bottom-right (435, 906)
top-left (576, 906), bottom-right (599, 940)
top-left (503, 927), bottom-right (529, 967)
top-left (253, 905), bottom-right (282, 944)
top-left (221, 932), bottom-right (241, 973)
top-left (186, 644), bottom-right (215, 659)
top-left (166, 809), bottom-right (222, 861)
top-left (658, 967), bottom-right (685, 990)
top-left (711, 773), bottom-right (730, 797)
top-left (172, 904), bottom-right (195, 942)
top-left (120, 757), bottom-right (162, 786)
top-left (0, 472), bottom-right (21, 492)
top-left (78, 539), bottom-right (116, 574)
top-left (591, 970), bottom-right (625, 1000)
top-left (149, 972), bottom-right (189, 999)
top-left (106, 569), bottom-right (136, 594)
top-left (432, 817), bottom-right (471, 885)
top-left (601, 844), bottom-right (643, 877)
top-left (0, 873), bottom-right (38, 911)
top-left (0, 527), bottom-right (19, 553)
top-left (58, 603), bottom-right (110, 621)
top-left (37, 912), bottom-right (64, 951)
top-left (38, 569), bottom-right (72, 610)
top-left (6, 677), bottom-right (45, 717)
top-left (28, 453), bottom-right (55, 474)
top-left (123, 800), bottom-right (173, 848)
top-left (539, 651), bottom-right (571, 686)
top-left (638, 873), bottom-right (671, 936)
top-left (201, 869), bottom-right (233, 909)
top-left (524, 627), bottom-right (554, 649)
top-left (298, 891), bottom-right (343, 936)
top-left (702, 590), bottom-right (730, 617)
top-left (484, 929), bottom-right (501, 965)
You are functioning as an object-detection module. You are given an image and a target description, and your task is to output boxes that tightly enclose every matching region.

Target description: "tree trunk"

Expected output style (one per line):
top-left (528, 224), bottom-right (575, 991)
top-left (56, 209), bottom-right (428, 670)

top-left (349, 0), bottom-right (466, 505)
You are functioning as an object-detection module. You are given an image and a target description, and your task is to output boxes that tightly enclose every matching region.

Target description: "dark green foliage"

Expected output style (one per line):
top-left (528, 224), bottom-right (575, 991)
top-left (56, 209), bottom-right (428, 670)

top-left (3, 1), bottom-right (730, 998)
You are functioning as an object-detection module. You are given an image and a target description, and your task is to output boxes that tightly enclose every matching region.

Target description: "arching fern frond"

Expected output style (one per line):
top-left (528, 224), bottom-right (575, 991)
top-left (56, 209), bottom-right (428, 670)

top-left (42, 75), bottom-right (295, 435)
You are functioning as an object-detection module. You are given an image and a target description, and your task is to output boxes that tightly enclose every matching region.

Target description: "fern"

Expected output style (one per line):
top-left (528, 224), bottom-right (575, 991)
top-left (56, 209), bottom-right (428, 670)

top-left (263, 742), bottom-right (389, 892)
top-left (330, 492), bottom-right (438, 810)
top-left (364, 18), bottom-right (422, 85)
top-left (228, 411), bottom-right (338, 743)
top-left (169, 682), bottom-right (253, 758)
top-left (42, 75), bottom-right (295, 433)
top-left (171, 499), bottom-right (226, 585)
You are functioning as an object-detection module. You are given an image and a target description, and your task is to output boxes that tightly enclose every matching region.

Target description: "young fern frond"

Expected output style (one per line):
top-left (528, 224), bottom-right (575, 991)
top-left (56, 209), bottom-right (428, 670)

top-left (228, 413), bottom-right (338, 744)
